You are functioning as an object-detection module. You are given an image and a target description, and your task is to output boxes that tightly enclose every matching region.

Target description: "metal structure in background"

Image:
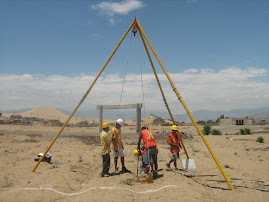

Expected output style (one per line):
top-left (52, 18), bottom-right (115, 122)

top-left (32, 17), bottom-right (234, 191)
top-left (97, 103), bottom-right (143, 133)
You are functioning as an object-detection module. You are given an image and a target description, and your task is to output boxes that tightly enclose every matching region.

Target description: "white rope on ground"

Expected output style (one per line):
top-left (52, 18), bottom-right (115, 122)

top-left (15, 185), bottom-right (178, 196)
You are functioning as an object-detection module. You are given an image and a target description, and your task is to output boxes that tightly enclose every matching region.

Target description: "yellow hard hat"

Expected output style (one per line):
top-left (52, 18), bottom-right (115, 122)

top-left (140, 125), bottom-right (147, 130)
top-left (133, 149), bottom-right (139, 157)
top-left (171, 125), bottom-right (178, 131)
top-left (102, 122), bottom-right (110, 128)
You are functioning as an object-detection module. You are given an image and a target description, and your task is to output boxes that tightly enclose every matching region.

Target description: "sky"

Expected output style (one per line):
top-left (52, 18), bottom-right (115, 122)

top-left (0, 0), bottom-right (269, 118)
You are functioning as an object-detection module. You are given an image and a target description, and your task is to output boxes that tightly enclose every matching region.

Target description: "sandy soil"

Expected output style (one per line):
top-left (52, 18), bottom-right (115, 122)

top-left (0, 124), bottom-right (268, 201)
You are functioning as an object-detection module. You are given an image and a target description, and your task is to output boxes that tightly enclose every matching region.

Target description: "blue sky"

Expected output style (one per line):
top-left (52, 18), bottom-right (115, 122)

top-left (0, 0), bottom-right (269, 117)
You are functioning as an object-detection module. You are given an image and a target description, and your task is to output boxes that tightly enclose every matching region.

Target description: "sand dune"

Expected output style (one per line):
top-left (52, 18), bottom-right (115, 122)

top-left (3, 107), bottom-right (173, 126)
top-left (20, 107), bottom-right (69, 121)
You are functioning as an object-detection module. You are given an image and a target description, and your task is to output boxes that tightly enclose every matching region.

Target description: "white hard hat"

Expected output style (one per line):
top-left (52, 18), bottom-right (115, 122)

top-left (38, 153), bottom-right (43, 157)
top-left (116, 119), bottom-right (124, 126)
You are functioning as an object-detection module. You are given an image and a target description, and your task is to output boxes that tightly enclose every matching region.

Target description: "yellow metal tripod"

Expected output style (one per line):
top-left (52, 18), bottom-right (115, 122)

top-left (32, 17), bottom-right (234, 191)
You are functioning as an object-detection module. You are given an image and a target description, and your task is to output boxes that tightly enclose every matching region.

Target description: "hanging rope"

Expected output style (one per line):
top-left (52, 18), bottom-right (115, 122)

top-left (117, 33), bottom-right (133, 118)
top-left (136, 32), bottom-right (146, 115)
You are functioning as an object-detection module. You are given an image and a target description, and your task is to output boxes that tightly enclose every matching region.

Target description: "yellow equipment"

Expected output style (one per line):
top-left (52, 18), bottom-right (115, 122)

top-left (171, 125), bottom-right (178, 131)
top-left (140, 125), bottom-right (147, 130)
top-left (102, 122), bottom-right (110, 128)
top-left (133, 149), bottom-right (139, 157)
top-left (32, 17), bottom-right (234, 191)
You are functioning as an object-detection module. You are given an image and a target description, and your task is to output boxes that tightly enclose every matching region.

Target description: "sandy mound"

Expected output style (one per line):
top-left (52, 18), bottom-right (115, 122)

top-left (20, 107), bottom-right (69, 122)
top-left (3, 107), bottom-right (173, 126)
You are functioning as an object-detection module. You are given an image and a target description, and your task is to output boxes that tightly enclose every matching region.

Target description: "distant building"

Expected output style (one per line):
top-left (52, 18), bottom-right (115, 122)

top-left (219, 117), bottom-right (253, 125)
top-left (9, 114), bottom-right (23, 124)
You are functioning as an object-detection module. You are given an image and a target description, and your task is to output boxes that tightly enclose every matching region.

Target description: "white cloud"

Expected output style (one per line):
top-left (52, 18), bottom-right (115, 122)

top-left (184, 69), bottom-right (199, 73)
top-left (19, 74), bottom-right (33, 81)
top-left (91, 0), bottom-right (145, 24)
top-left (0, 67), bottom-right (268, 115)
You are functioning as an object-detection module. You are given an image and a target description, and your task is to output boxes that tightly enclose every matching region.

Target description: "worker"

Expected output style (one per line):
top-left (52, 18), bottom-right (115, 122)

top-left (140, 145), bottom-right (159, 174)
top-left (166, 125), bottom-right (182, 170)
top-left (100, 122), bottom-right (112, 177)
top-left (111, 119), bottom-right (130, 173)
top-left (137, 125), bottom-right (158, 177)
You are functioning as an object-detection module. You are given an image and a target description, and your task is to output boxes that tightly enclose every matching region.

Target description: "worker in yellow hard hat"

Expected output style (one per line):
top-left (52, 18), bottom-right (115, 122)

top-left (137, 125), bottom-right (158, 177)
top-left (140, 125), bottom-right (148, 130)
top-left (166, 125), bottom-right (182, 170)
top-left (100, 122), bottom-right (112, 177)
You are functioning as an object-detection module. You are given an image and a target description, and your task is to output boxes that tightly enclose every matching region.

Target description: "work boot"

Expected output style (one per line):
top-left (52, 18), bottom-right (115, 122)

top-left (101, 172), bottom-right (110, 177)
top-left (153, 170), bottom-right (158, 178)
top-left (121, 166), bottom-right (131, 173)
top-left (166, 163), bottom-right (170, 168)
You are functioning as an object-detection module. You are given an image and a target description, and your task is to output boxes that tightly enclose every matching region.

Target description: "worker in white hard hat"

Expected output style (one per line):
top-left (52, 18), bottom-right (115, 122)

top-left (100, 122), bottom-right (112, 177)
top-left (166, 125), bottom-right (182, 170)
top-left (111, 119), bottom-right (130, 173)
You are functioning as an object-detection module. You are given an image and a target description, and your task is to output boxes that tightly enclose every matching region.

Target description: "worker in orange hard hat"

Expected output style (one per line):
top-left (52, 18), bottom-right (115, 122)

top-left (166, 125), bottom-right (182, 170)
top-left (100, 122), bottom-right (112, 177)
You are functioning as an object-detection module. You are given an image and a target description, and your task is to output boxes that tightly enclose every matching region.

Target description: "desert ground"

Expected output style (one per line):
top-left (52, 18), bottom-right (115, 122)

top-left (0, 124), bottom-right (268, 201)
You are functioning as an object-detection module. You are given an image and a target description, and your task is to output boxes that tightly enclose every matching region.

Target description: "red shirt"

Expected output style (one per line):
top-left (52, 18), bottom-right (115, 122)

top-left (167, 132), bottom-right (181, 152)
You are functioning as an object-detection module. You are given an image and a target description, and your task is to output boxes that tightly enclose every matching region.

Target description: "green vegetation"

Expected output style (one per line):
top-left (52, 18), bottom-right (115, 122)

top-left (239, 129), bottom-right (246, 135)
top-left (211, 129), bottom-right (222, 135)
top-left (224, 164), bottom-right (230, 168)
top-left (78, 156), bottom-right (83, 162)
top-left (120, 179), bottom-right (134, 186)
top-left (256, 136), bottom-right (264, 143)
top-left (244, 128), bottom-right (251, 134)
top-left (240, 128), bottom-right (252, 135)
top-left (202, 124), bottom-right (211, 135)
top-left (77, 121), bottom-right (89, 127)
top-left (201, 125), bottom-right (223, 135)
